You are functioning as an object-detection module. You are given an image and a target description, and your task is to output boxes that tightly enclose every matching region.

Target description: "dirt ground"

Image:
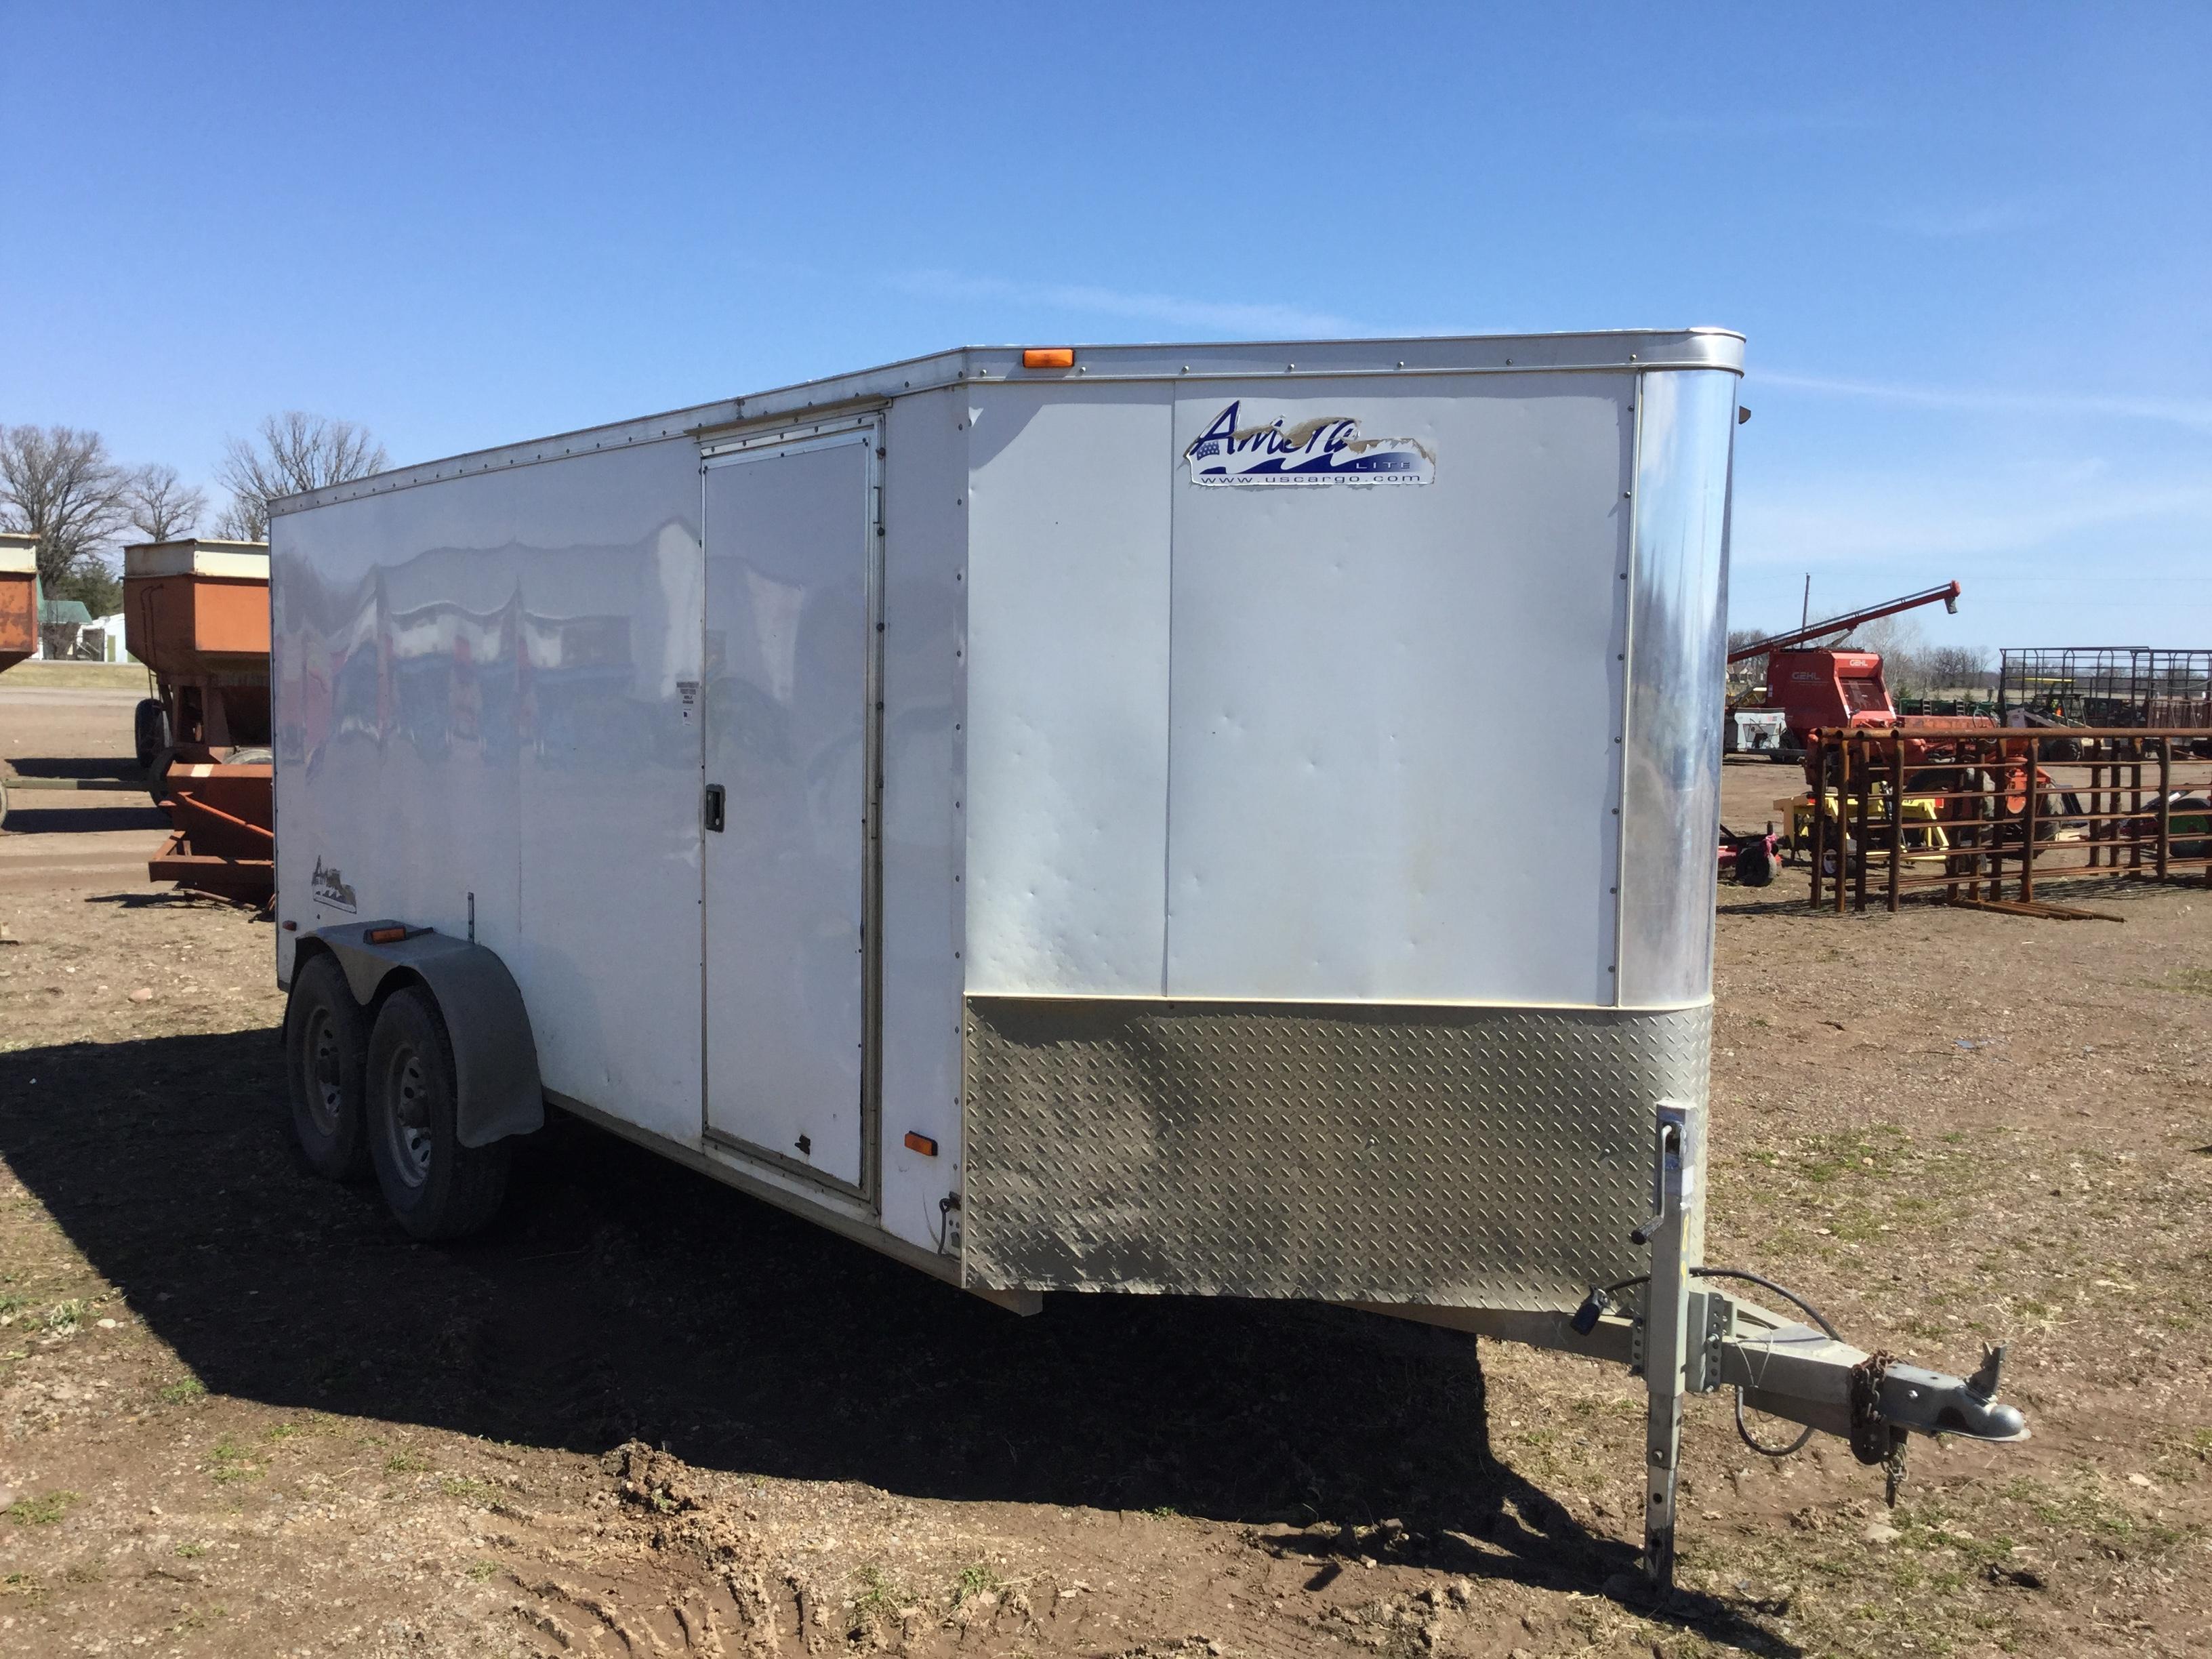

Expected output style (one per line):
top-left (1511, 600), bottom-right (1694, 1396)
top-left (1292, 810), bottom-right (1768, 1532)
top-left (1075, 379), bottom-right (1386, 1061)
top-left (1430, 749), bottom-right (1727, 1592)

top-left (2, 698), bottom-right (2209, 1658)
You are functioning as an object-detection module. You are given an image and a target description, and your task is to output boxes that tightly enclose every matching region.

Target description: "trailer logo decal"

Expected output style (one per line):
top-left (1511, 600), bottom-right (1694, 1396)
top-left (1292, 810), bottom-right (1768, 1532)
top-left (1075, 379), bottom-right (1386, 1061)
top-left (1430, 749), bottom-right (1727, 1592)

top-left (311, 856), bottom-right (358, 914)
top-left (1184, 401), bottom-right (1433, 487)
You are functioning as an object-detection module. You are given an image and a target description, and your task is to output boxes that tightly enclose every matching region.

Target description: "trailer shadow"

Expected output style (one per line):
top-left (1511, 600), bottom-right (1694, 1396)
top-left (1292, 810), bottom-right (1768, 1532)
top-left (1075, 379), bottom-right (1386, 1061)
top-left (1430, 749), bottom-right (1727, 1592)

top-left (0, 1025), bottom-right (1787, 1654)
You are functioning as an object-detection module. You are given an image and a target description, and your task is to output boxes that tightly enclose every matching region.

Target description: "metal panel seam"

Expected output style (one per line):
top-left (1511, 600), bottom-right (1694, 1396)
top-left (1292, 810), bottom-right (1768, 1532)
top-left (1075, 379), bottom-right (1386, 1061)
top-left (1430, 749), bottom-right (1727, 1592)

top-left (1613, 375), bottom-right (1645, 1010)
top-left (1160, 392), bottom-right (1180, 997)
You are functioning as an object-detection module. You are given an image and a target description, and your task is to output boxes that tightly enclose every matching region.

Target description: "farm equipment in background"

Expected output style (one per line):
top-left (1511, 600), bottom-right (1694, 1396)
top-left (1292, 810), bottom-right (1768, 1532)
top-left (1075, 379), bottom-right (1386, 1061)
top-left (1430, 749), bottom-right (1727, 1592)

top-left (124, 539), bottom-right (274, 907)
top-left (1999, 648), bottom-right (2212, 755)
top-left (1719, 822), bottom-right (1779, 886)
top-left (1724, 581), bottom-right (1984, 877)
top-left (1725, 581), bottom-right (1970, 773)
top-left (0, 532), bottom-right (37, 674)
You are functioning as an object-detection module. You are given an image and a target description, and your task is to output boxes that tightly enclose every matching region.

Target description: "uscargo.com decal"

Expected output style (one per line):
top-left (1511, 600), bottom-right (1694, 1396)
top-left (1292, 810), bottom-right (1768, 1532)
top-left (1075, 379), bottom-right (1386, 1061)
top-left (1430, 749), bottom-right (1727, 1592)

top-left (1184, 401), bottom-right (1434, 487)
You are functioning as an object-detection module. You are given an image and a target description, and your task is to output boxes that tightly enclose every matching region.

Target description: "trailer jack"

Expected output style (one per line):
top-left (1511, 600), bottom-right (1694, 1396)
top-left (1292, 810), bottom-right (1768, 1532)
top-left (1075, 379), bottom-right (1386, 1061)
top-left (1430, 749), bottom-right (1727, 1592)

top-left (1357, 1103), bottom-right (2028, 1595)
top-left (1364, 1290), bottom-right (2028, 1593)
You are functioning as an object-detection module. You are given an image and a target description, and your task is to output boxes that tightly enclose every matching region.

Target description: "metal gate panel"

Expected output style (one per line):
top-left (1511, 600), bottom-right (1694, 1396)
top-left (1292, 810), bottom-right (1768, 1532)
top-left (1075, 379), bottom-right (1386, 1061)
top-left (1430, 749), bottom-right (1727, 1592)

top-left (961, 998), bottom-right (1708, 1309)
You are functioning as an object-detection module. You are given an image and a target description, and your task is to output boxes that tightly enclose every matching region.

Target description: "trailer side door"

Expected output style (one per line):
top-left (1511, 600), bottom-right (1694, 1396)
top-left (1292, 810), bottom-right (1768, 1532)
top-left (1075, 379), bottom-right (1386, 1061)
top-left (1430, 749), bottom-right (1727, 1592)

top-left (700, 425), bottom-right (879, 1196)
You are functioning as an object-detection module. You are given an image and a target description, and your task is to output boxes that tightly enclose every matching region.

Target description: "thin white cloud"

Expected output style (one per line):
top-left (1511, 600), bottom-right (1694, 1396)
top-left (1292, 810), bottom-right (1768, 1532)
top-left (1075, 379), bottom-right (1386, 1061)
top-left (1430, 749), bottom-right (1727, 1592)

top-left (1755, 371), bottom-right (2212, 434)
top-left (1633, 104), bottom-right (1885, 138)
top-left (890, 269), bottom-right (1355, 337)
top-left (1735, 471), bottom-right (2212, 567)
top-left (1881, 197), bottom-right (2053, 239)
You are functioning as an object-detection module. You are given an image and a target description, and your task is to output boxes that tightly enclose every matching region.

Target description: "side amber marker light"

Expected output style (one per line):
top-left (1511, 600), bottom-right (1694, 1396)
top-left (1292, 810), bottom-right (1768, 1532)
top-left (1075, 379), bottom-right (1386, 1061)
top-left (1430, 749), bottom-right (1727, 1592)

top-left (1021, 348), bottom-right (1075, 370)
top-left (903, 1131), bottom-right (939, 1157)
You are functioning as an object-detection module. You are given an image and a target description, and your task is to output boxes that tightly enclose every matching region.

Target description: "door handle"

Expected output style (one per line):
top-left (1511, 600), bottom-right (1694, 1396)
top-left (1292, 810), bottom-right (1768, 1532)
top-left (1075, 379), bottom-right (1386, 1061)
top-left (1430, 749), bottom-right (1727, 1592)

top-left (704, 783), bottom-right (725, 833)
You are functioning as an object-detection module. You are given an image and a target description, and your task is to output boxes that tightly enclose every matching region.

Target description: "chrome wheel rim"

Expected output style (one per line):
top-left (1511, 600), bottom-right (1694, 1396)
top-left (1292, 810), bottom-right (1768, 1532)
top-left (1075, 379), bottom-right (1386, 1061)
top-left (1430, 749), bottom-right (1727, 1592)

top-left (385, 1047), bottom-right (433, 1187)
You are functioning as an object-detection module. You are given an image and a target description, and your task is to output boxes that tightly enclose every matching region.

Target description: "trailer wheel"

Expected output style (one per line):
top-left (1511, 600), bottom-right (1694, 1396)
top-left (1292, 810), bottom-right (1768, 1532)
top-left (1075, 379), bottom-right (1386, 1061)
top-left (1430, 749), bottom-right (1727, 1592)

top-left (146, 747), bottom-right (176, 806)
top-left (367, 986), bottom-right (509, 1240)
top-left (285, 954), bottom-right (371, 1181)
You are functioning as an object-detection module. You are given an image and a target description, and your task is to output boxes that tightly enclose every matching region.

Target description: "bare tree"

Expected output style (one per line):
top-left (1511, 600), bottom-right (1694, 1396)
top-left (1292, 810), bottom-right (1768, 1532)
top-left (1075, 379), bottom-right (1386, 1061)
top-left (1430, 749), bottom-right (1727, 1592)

top-left (214, 411), bottom-right (389, 541)
top-left (1725, 626), bottom-right (1775, 687)
top-left (0, 424), bottom-right (130, 589)
top-left (1847, 614), bottom-right (1930, 697)
top-left (123, 463), bottom-right (207, 544)
top-left (1921, 644), bottom-right (1991, 694)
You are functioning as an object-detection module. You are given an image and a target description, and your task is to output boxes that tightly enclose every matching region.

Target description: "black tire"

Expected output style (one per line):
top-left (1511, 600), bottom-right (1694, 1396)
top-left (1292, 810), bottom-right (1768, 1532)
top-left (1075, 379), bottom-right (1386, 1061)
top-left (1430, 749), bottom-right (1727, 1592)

top-left (146, 746), bottom-right (176, 806)
top-left (1736, 841), bottom-right (1776, 887)
top-left (222, 745), bottom-right (273, 766)
top-left (366, 986), bottom-right (509, 1240)
top-left (134, 698), bottom-right (169, 770)
top-left (285, 953), bottom-right (371, 1181)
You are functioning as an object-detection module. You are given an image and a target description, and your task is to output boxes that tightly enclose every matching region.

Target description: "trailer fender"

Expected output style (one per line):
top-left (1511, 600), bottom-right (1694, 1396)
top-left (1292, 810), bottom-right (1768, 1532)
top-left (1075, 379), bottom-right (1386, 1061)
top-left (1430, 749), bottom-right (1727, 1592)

top-left (306, 924), bottom-right (544, 1149)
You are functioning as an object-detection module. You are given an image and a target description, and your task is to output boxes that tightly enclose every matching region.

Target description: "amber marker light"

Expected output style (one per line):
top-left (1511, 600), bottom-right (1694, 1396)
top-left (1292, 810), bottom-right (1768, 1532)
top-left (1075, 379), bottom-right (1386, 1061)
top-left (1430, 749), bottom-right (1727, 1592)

top-left (1021, 348), bottom-right (1076, 370)
top-left (903, 1131), bottom-right (939, 1157)
top-left (367, 926), bottom-right (409, 944)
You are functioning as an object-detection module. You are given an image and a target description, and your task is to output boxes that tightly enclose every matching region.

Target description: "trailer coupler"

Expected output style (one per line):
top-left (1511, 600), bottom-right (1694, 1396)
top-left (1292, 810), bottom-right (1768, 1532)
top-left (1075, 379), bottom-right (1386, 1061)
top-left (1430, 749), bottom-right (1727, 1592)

top-left (1695, 1288), bottom-right (2027, 1453)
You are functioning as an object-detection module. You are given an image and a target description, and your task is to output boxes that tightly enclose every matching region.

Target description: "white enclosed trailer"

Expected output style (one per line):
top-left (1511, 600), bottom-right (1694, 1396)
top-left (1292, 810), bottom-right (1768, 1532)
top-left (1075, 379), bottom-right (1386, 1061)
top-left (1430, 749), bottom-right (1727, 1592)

top-left (270, 331), bottom-right (2023, 1585)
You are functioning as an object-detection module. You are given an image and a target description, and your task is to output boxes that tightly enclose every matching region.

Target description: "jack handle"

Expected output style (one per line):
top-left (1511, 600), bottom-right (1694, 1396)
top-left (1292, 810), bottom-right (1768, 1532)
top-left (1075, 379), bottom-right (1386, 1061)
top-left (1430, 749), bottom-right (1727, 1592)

top-left (1629, 1120), bottom-right (1681, 1247)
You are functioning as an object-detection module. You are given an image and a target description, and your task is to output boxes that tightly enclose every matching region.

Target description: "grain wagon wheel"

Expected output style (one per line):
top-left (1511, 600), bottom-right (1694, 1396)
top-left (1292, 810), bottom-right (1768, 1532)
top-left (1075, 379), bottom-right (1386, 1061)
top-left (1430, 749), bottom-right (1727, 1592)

top-left (133, 698), bottom-right (169, 770)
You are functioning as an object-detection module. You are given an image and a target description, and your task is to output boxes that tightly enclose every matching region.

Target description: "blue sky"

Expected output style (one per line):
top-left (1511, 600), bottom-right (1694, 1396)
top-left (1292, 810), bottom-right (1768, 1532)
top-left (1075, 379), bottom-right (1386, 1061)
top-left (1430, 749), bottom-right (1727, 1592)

top-left (4, 3), bottom-right (2207, 646)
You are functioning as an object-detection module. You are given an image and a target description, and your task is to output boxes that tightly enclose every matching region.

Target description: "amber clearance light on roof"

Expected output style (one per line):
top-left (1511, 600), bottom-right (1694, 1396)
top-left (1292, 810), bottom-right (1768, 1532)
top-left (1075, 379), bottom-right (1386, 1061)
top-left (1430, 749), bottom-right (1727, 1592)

top-left (1021, 348), bottom-right (1076, 370)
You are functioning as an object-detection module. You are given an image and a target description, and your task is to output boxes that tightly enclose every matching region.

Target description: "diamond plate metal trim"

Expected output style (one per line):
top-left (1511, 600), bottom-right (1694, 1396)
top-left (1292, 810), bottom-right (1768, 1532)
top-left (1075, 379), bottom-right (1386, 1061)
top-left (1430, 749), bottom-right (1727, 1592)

top-left (962, 998), bottom-right (1710, 1309)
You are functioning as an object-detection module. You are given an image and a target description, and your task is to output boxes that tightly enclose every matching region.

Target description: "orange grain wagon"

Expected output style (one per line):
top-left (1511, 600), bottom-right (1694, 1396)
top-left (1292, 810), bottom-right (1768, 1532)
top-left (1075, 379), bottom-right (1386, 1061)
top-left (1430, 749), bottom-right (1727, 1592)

top-left (123, 538), bottom-right (274, 904)
top-left (0, 532), bottom-right (37, 674)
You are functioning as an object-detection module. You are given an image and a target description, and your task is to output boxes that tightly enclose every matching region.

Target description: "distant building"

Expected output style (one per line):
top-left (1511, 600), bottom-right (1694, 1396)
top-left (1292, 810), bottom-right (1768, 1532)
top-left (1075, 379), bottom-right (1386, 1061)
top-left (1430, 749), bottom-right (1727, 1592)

top-left (36, 598), bottom-right (130, 663)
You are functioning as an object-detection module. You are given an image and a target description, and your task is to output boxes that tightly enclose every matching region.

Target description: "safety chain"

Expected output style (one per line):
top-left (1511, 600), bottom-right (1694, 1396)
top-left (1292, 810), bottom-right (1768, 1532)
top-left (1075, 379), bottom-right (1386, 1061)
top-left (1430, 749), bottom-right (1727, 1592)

top-left (1849, 1349), bottom-right (1910, 1505)
top-left (1848, 1349), bottom-right (1894, 1465)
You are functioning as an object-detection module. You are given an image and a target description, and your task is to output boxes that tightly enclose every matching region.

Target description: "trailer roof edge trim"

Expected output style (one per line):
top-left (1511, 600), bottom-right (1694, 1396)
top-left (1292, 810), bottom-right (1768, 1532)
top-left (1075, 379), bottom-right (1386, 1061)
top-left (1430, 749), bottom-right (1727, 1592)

top-left (269, 328), bottom-right (1744, 517)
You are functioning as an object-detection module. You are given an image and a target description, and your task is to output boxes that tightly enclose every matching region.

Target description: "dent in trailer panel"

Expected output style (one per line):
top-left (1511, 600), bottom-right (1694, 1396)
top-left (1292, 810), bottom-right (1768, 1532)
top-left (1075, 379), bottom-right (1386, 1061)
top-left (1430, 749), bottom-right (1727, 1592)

top-left (961, 383), bottom-right (1175, 999)
top-left (274, 441), bottom-right (708, 1142)
top-left (1162, 377), bottom-right (1633, 1007)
